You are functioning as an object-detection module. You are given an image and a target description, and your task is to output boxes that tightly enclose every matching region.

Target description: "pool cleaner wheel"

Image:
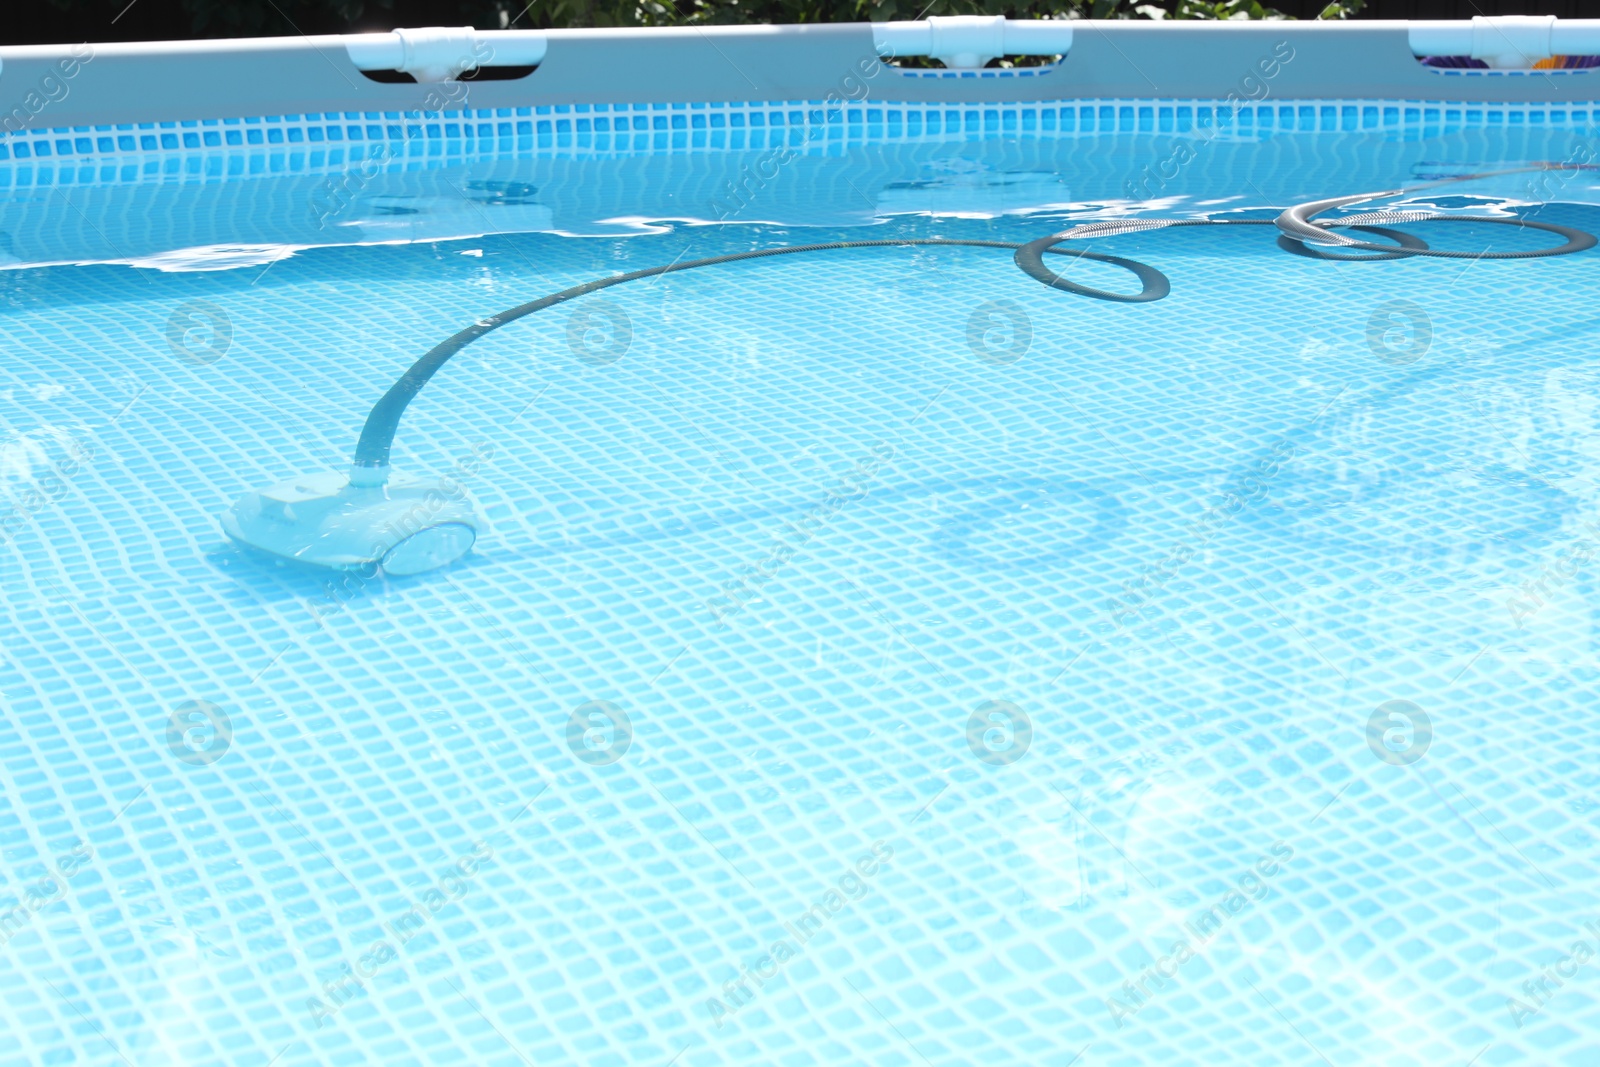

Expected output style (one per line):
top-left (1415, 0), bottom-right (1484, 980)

top-left (380, 521), bottom-right (478, 576)
top-left (221, 468), bottom-right (482, 574)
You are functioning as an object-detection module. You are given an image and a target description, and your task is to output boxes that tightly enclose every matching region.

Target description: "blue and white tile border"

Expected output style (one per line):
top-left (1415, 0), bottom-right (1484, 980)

top-left (3, 96), bottom-right (1598, 188)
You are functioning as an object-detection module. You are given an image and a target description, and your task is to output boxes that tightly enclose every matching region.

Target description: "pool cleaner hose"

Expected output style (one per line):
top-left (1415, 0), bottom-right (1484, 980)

top-left (222, 167), bottom-right (1597, 574)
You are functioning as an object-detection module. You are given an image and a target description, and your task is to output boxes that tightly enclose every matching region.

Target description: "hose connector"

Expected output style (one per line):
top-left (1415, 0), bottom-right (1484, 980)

top-left (348, 464), bottom-right (391, 488)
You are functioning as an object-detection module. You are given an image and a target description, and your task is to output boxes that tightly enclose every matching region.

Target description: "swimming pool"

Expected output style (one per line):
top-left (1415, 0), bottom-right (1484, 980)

top-left (4, 19), bottom-right (1600, 1067)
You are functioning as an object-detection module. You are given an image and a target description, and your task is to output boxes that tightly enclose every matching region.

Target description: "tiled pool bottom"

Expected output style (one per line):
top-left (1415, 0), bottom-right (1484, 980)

top-left (2, 166), bottom-right (1600, 1065)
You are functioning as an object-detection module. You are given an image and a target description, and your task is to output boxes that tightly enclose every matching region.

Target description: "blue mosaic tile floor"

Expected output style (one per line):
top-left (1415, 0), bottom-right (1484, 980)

top-left (2, 124), bottom-right (1600, 1066)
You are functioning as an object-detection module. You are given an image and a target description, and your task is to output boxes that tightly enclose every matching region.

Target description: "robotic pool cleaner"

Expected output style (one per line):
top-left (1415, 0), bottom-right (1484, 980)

top-left (221, 169), bottom-right (1595, 575)
top-left (220, 466), bottom-right (482, 578)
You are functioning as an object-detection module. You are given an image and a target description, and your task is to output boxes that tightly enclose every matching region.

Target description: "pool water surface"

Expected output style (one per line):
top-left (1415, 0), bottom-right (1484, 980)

top-left (2, 115), bottom-right (1600, 1066)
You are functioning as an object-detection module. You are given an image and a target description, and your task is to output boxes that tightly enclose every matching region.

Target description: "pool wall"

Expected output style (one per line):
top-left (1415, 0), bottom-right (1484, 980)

top-left (2, 20), bottom-right (1600, 138)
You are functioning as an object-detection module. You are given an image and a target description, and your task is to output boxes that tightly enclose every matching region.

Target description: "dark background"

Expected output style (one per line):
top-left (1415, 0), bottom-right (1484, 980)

top-left (1337, 0), bottom-right (1596, 12)
top-left (7, 0), bottom-right (1600, 47)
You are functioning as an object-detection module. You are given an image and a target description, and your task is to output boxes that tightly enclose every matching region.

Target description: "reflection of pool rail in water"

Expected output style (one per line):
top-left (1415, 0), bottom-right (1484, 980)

top-left (221, 165), bottom-right (1600, 576)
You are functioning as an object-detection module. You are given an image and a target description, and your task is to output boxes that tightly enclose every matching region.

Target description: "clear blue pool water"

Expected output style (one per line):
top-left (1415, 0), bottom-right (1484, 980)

top-left (3, 114), bottom-right (1600, 1066)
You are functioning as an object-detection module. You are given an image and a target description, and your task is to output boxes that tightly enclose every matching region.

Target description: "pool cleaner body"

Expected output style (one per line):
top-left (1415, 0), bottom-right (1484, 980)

top-left (221, 466), bottom-right (482, 576)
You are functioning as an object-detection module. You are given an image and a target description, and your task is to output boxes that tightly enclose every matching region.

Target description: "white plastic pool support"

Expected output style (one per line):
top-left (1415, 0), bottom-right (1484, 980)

top-left (873, 16), bottom-right (1074, 70)
top-left (1407, 16), bottom-right (1600, 69)
top-left (221, 468), bottom-right (484, 575)
top-left (344, 27), bottom-right (548, 82)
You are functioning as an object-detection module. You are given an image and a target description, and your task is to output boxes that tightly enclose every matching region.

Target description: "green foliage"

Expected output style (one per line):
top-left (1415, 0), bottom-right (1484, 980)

top-left (1312, 0), bottom-right (1364, 19)
top-left (45, 0), bottom-right (506, 36)
top-left (1165, 0), bottom-right (1294, 19)
top-left (39, 0), bottom-right (1365, 37)
top-left (521, 0), bottom-right (1366, 29)
top-left (1135, 0), bottom-right (1364, 19)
